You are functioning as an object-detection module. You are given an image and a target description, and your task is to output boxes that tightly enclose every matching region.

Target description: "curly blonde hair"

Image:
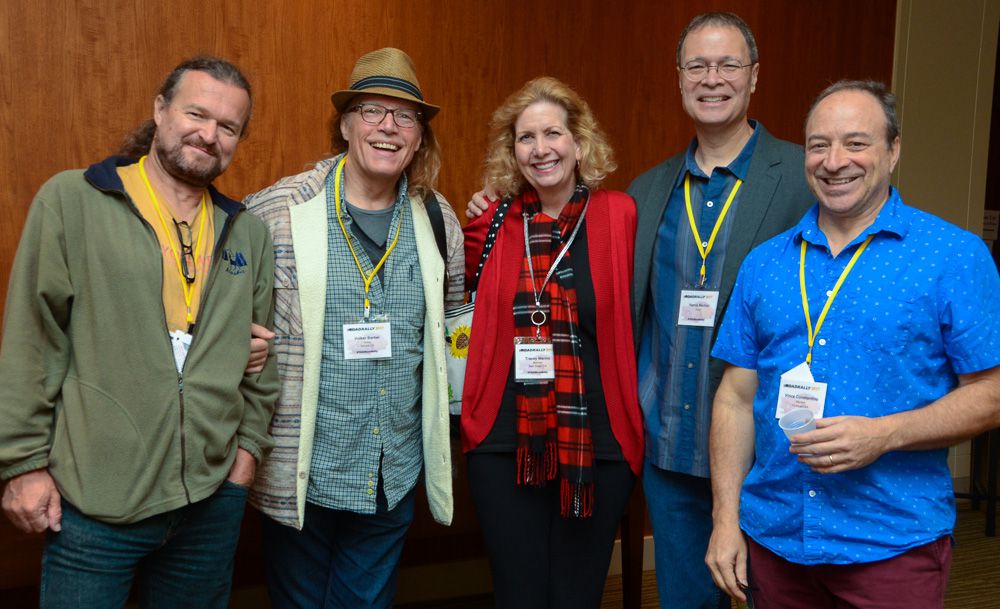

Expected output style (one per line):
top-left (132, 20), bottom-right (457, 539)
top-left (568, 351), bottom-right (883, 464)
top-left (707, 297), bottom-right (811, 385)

top-left (483, 76), bottom-right (616, 197)
top-left (330, 110), bottom-right (441, 199)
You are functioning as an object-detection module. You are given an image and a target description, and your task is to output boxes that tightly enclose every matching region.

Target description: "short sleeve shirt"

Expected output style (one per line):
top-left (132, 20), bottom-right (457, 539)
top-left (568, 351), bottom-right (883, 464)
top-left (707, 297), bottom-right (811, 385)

top-left (712, 188), bottom-right (1000, 564)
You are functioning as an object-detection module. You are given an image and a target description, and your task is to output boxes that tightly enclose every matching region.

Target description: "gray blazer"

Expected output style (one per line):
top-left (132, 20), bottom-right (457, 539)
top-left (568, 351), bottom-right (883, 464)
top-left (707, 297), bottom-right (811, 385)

top-left (628, 124), bottom-right (814, 394)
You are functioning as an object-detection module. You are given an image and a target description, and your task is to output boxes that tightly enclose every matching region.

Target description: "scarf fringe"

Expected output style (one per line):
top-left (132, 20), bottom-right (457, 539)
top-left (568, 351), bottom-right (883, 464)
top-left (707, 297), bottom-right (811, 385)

top-left (560, 478), bottom-right (594, 518)
top-left (516, 444), bottom-right (557, 486)
top-left (516, 445), bottom-right (593, 518)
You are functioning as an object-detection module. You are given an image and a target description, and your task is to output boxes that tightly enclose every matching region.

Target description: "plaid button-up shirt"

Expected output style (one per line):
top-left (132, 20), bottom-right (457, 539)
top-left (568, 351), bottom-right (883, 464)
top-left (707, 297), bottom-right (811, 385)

top-left (308, 170), bottom-right (426, 514)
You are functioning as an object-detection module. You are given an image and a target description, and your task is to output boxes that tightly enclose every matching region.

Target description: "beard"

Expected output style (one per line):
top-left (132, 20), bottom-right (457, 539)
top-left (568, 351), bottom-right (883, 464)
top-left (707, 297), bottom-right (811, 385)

top-left (153, 134), bottom-right (224, 188)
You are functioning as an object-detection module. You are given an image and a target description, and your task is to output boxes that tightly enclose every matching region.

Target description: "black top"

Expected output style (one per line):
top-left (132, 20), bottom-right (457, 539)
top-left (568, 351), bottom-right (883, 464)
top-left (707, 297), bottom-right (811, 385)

top-left (346, 200), bottom-right (394, 284)
top-left (473, 220), bottom-right (624, 460)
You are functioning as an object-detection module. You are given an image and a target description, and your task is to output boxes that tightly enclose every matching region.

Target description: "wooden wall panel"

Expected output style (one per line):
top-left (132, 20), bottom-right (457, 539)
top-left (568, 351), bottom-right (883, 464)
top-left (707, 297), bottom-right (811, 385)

top-left (0, 0), bottom-right (896, 596)
top-left (0, 0), bottom-right (895, 315)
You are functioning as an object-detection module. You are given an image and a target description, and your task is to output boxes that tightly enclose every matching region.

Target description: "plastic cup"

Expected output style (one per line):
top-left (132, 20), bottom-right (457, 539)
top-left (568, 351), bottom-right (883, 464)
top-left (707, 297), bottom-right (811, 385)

top-left (779, 408), bottom-right (816, 440)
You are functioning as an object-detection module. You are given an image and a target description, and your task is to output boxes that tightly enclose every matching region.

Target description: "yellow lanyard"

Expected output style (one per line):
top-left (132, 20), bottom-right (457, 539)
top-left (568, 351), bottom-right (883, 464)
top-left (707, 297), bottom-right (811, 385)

top-left (799, 235), bottom-right (874, 366)
top-left (332, 157), bottom-right (404, 320)
top-left (139, 156), bottom-right (208, 326)
top-left (684, 174), bottom-right (743, 287)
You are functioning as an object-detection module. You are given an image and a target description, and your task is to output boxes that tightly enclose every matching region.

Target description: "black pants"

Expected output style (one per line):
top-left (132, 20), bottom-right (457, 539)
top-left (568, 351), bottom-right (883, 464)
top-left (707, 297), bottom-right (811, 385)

top-left (467, 453), bottom-right (636, 609)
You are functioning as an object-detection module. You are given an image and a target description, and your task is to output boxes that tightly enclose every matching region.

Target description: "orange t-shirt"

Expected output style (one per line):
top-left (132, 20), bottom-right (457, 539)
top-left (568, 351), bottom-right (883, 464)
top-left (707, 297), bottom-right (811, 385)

top-left (118, 163), bottom-right (215, 332)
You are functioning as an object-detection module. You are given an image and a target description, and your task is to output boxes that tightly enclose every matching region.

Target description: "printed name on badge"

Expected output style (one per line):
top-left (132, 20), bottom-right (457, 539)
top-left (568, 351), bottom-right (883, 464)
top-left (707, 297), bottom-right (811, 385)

top-left (678, 289), bottom-right (720, 327)
top-left (514, 337), bottom-right (555, 382)
top-left (343, 321), bottom-right (392, 360)
top-left (775, 362), bottom-right (827, 419)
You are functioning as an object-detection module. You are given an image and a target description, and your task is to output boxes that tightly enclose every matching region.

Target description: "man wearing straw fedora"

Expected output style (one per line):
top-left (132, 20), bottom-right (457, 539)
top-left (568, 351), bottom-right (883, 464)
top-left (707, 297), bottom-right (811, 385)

top-left (244, 47), bottom-right (464, 609)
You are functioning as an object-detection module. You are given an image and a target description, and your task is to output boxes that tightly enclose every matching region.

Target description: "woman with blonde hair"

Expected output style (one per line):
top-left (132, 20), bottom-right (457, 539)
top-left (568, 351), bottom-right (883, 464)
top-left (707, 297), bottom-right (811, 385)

top-left (461, 76), bottom-right (643, 608)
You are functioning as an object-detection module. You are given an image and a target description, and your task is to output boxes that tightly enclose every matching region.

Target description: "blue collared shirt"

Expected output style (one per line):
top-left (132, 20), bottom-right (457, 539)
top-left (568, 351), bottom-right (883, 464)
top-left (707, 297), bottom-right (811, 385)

top-left (712, 188), bottom-right (1000, 564)
top-left (638, 121), bottom-right (760, 477)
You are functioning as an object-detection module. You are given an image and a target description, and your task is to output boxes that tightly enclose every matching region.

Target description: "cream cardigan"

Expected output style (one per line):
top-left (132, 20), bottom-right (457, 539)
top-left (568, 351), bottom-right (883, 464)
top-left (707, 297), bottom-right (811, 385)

top-left (246, 158), bottom-right (455, 527)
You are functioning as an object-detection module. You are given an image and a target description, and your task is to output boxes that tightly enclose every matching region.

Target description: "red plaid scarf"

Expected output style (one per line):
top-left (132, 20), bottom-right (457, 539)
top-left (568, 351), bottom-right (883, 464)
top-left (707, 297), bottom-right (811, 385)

top-left (513, 184), bottom-right (593, 517)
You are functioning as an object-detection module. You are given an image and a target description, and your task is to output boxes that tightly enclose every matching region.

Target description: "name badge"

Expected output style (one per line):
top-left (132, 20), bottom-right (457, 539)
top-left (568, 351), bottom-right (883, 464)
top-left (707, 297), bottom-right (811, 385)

top-left (170, 329), bottom-right (193, 374)
top-left (343, 322), bottom-right (392, 360)
top-left (514, 337), bottom-right (555, 382)
top-left (677, 289), bottom-right (720, 327)
top-left (775, 362), bottom-right (827, 419)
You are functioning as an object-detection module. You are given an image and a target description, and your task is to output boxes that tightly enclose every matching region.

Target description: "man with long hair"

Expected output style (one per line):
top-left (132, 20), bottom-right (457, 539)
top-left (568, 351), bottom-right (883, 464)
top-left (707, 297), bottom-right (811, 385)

top-left (0, 56), bottom-right (278, 609)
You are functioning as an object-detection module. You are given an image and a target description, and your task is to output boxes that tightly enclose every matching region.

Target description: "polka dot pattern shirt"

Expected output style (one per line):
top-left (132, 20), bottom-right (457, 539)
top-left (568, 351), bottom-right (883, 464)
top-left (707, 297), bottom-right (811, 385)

top-left (712, 188), bottom-right (1000, 565)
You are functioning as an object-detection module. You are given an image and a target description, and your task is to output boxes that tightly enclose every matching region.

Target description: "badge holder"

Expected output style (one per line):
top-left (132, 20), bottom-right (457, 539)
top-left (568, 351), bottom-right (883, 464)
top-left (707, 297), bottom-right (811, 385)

top-left (170, 329), bottom-right (192, 373)
top-left (677, 288), bottom-right (720, 327)
top-left (514, 309), bottom-right (555, 383)
top-left (343, 311), bottom-right (392, 360)
top-left (677, 275), bottom-right (720, 327)
top-left (775, 362), bottom-right (827, 420)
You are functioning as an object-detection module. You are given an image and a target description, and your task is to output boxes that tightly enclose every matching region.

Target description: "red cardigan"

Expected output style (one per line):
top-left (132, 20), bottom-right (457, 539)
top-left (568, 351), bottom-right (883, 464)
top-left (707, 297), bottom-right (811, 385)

top-left (460, 189), bottom-right (644, 475)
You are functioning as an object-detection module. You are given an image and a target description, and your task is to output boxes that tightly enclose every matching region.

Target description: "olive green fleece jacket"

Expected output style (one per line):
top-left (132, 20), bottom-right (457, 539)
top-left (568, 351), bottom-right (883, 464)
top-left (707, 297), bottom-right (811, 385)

top-left (0, 156), bottom-right (279, 524)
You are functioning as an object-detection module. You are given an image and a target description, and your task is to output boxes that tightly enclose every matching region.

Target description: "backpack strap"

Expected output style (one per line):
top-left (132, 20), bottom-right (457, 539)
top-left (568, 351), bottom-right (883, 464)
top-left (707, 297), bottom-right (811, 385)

top-left (424, 191), bottom-right (448, 263)
top-left (424, 192), bottom-right (451, 301)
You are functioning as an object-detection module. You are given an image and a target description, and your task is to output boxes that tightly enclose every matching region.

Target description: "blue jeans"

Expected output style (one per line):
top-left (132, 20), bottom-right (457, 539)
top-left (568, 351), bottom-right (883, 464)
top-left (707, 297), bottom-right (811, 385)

top-left (643, 461), bottom-right (729, 609)
top-left (260, 485), bottom-right (416, 609)
top-left (40, 480), bottom-right (249, 609)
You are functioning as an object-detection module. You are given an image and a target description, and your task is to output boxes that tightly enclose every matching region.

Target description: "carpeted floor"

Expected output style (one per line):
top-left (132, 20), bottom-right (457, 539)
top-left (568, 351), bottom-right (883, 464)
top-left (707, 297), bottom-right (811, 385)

top-left (397, 499), bottom-right (1000, 609)
top-left (945, 500), bottom-right (1000, 609)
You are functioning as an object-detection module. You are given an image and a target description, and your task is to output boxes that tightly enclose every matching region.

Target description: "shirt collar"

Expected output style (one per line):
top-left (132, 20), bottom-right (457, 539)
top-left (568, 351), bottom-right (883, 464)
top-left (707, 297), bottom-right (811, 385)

top-left (795, 186), bottom-right (908, 248)
top-left (683, 119), bottom-right (761, 181)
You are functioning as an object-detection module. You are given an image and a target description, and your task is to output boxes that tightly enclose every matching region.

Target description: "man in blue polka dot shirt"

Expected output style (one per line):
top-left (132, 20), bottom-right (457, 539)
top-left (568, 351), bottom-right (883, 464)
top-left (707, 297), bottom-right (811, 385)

top-left (706, 80), bottom-right (1000, 609)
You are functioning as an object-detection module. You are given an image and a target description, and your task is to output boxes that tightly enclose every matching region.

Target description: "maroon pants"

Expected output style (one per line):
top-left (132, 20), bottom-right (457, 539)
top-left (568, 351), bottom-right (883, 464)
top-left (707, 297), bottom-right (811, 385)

top-left (745, 536), bottom-right (952, 609)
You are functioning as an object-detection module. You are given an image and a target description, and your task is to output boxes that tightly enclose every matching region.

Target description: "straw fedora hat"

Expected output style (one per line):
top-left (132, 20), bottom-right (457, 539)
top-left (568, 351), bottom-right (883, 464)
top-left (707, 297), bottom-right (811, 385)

top-left (330, 47), bottom-right (440, 121)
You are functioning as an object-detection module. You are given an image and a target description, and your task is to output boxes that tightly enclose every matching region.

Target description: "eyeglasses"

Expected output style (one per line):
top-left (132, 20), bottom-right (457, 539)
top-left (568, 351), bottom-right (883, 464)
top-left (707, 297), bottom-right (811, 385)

top-left (350, 103), bottom-right (422, 128)
top-left (680, 61), bottom-right (755, 81)
top-left (174, 220), bottom-right (196, 284)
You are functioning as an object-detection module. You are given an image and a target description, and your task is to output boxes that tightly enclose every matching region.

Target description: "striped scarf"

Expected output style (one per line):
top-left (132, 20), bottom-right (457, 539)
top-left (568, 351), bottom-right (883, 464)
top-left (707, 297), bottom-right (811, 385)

top-left (514, 184), bottom-right (593, 518)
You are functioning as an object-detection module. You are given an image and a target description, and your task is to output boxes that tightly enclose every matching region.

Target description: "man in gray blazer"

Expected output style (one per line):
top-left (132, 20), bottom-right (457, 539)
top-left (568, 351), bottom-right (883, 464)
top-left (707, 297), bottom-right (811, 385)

top-left (630, 12), bottom-right (813, 609)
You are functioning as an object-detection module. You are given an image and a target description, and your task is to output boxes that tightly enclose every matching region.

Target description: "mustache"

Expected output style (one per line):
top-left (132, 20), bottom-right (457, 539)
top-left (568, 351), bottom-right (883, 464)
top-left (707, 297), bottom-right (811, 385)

top-left (183, 136), bottom-right (220, 157)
